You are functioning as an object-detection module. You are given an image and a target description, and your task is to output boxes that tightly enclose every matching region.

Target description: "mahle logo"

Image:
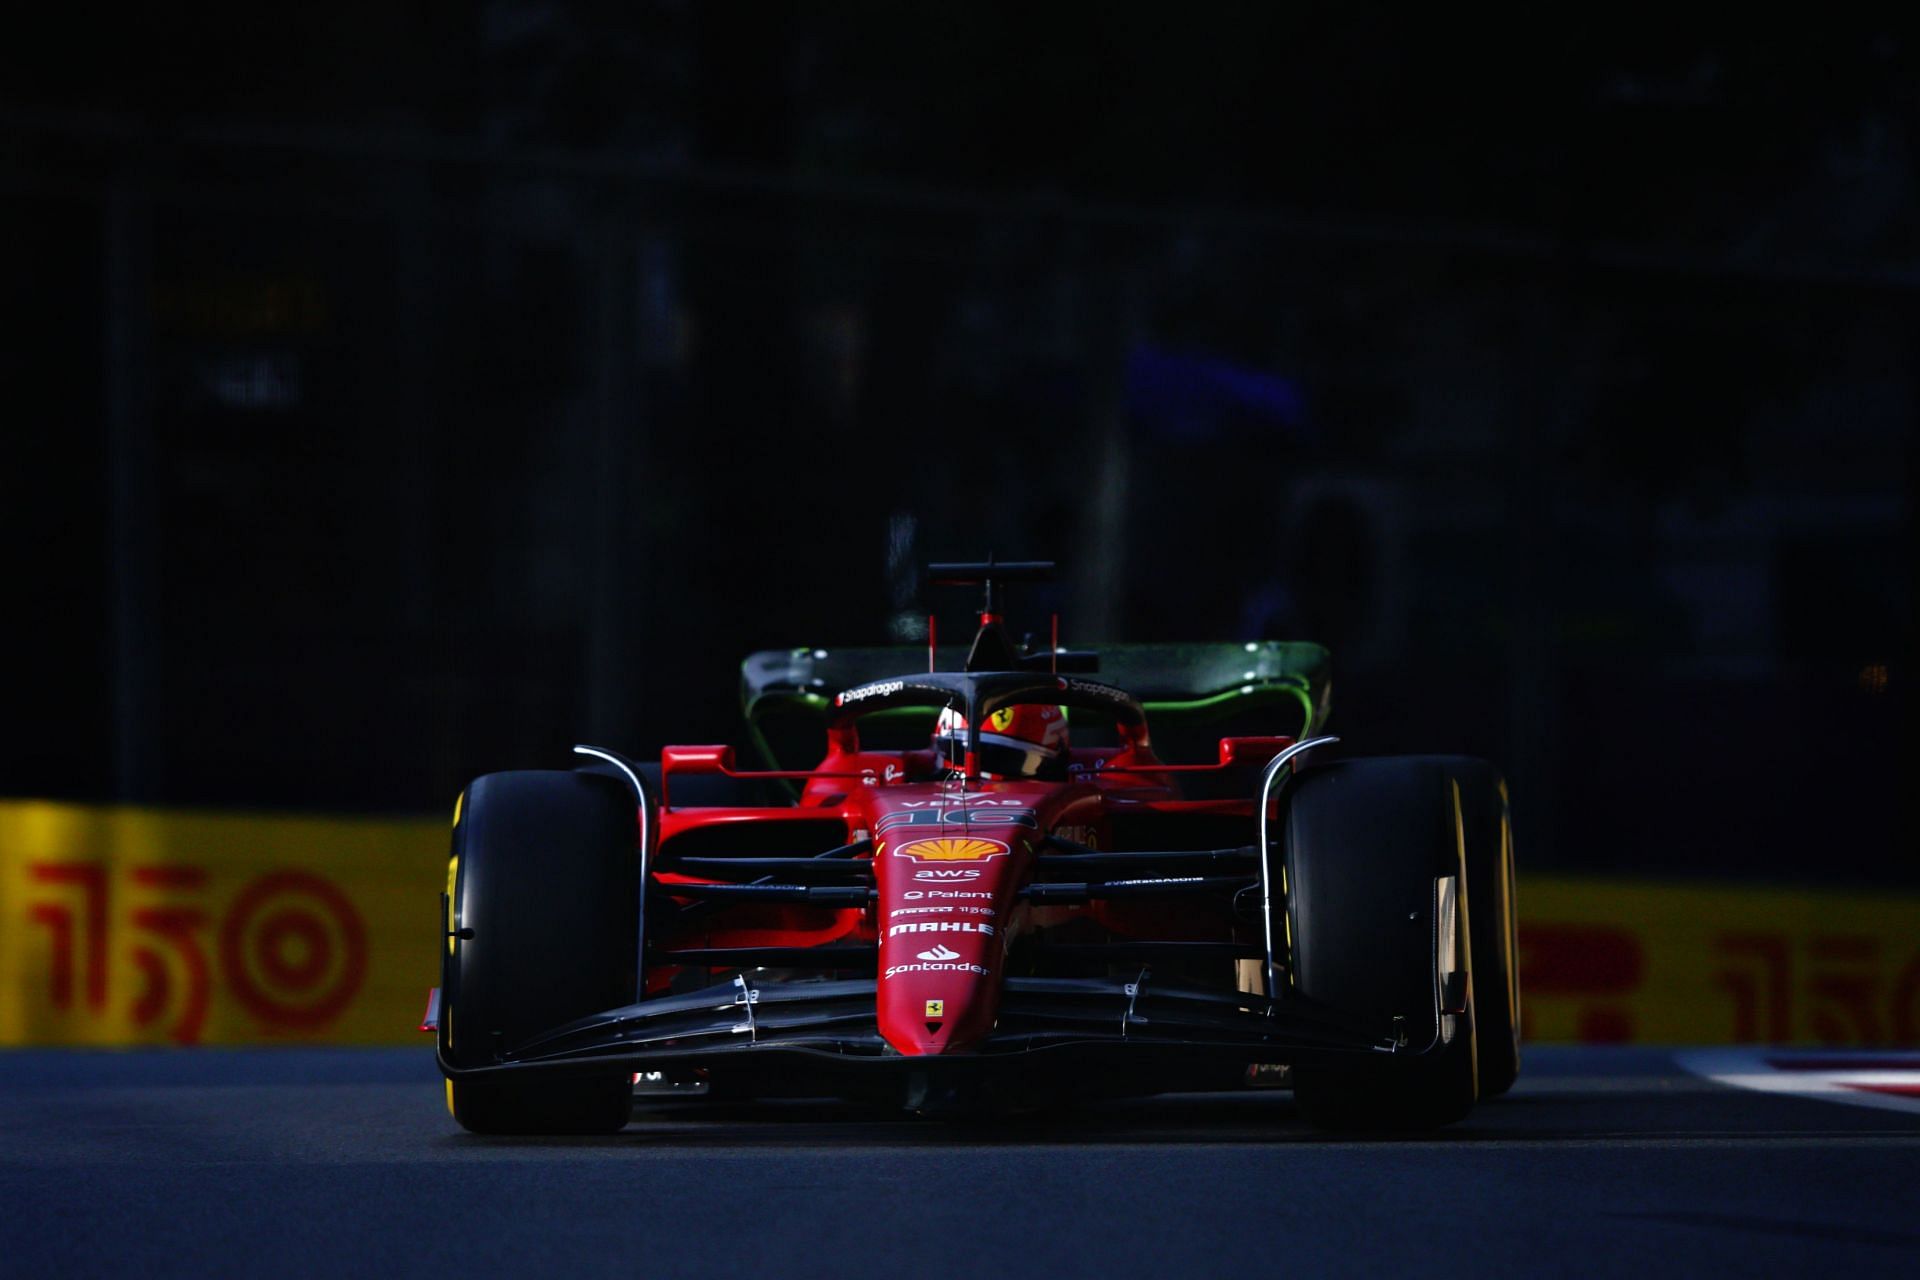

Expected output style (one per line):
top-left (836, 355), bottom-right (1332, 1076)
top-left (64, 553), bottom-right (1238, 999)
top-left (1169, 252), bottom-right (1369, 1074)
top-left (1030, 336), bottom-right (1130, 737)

top-left (892, 836), bottom-right (1008, 864)
top-left (888, 921), bottom-right (992, 938)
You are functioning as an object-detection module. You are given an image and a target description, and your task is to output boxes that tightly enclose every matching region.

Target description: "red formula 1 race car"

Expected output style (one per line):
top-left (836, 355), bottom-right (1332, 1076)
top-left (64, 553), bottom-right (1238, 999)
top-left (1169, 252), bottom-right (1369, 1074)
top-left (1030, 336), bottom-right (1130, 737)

top-left (429, 561), bottom-right (1520, 1132)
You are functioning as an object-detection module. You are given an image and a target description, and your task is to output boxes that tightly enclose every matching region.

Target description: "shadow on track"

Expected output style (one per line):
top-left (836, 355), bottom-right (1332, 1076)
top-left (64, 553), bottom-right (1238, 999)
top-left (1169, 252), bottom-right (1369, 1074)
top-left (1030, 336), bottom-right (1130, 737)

top-left (431, 1072), bottom-right (1920, 1151)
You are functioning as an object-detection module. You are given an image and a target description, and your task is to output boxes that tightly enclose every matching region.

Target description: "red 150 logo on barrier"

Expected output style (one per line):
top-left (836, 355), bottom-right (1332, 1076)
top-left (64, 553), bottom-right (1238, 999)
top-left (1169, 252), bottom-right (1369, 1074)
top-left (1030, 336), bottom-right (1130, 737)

top-left (1520, 922), bottom-right (1920, 1043)
top-left (26, 861), bottom-right (368, 1044)
top-left (1712, 932), bottom-right (1920, 1044)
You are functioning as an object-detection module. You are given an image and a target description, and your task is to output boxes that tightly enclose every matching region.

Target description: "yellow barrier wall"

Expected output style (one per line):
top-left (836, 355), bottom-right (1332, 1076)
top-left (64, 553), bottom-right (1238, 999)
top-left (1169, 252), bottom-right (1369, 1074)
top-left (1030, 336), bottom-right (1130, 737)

top-left (1517, 878), bottom-right (1920, 1045)
top-left (3, 800), bottom-right (1917, 1046)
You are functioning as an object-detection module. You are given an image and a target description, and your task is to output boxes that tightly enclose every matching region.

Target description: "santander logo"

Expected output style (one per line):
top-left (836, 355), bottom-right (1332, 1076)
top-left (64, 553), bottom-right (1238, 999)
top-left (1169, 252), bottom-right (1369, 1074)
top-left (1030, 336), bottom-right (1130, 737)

top-left (884, 943), bottom-right (987, 979)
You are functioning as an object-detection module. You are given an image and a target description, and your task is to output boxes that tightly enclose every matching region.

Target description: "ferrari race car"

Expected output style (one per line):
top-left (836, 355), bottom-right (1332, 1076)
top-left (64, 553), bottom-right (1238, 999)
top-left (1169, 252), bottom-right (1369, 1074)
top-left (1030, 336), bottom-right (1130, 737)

top-left (430, 561), bottom-right (1520, 1132)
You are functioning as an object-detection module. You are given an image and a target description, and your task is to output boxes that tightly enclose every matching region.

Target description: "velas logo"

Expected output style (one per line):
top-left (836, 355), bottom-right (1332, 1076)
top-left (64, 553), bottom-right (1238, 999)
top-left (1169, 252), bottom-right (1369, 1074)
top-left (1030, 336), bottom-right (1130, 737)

top-left (893, 837), bottom-right (1009, 864)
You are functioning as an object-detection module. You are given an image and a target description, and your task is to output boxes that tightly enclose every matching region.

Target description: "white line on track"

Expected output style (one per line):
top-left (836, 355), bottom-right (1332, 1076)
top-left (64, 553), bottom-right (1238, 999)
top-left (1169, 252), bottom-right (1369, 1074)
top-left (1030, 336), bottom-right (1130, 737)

top-left (1677, 1048), bottom-right (1920, 1117)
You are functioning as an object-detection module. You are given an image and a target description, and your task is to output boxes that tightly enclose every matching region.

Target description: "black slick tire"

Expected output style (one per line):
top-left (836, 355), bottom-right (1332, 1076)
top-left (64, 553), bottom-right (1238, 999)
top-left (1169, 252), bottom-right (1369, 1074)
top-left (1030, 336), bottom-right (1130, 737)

top-left (442, 770), bottom-right (638, 1135)
top-left (1284, 757), bottom-right (1480, 1131)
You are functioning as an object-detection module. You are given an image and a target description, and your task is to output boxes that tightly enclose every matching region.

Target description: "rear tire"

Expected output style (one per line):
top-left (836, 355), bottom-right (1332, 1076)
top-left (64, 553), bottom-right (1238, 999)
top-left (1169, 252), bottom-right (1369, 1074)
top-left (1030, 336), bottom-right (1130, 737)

top-left (1283, 757), bottom-right (1480, 1131)
top-left (442, 770), bottom-right (638, 1135)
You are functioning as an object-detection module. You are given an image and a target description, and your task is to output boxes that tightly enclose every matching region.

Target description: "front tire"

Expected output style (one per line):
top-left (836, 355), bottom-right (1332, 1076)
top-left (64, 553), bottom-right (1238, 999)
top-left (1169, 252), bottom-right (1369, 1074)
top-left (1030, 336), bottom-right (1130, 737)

top-left (1283, 757), bottom-right (1480, 1131)
top-left (442, 770), bottom-right (638, 1135)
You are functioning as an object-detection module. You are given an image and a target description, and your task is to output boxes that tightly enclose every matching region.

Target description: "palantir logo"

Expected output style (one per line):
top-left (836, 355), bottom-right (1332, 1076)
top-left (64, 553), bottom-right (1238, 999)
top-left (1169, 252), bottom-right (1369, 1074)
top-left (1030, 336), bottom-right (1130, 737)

top-left (917, 944), bottom-right (960, 962)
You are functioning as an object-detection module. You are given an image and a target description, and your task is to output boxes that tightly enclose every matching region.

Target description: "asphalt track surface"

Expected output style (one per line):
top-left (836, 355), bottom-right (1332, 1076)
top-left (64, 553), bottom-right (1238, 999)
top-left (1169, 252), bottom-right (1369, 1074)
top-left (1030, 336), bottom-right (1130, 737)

top-left (3, 1047), bottom-right (1917, 1277)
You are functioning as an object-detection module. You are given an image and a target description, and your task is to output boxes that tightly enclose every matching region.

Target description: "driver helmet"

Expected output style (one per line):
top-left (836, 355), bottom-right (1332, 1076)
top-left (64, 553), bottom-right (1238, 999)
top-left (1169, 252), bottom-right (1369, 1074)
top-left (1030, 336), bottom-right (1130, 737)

top-left (934, 703), bottom-right (1069, 779)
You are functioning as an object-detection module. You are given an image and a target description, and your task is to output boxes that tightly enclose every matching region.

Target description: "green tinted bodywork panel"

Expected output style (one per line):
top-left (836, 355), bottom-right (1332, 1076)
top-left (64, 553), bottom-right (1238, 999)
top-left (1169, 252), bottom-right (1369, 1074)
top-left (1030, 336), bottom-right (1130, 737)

top-left (739, 642), bottom-right (1330, 770)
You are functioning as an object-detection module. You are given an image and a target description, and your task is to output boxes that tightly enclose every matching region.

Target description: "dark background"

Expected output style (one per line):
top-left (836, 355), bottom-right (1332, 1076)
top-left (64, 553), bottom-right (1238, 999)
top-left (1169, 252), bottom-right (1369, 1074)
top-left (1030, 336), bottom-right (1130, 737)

top-left (2, 6), bottom-right (1910, 885)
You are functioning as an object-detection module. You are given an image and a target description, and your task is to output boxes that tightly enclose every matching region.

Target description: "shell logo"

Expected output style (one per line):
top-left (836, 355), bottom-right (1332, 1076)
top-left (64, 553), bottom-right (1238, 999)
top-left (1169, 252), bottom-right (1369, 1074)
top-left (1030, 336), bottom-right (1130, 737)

top-left (892, 837), bottom-right (1009, 864)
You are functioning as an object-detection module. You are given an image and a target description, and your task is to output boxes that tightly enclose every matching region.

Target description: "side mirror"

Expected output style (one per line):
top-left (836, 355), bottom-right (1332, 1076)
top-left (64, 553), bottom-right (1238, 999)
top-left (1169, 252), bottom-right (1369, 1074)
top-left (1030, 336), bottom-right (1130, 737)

top-left (661, 744), bottom-right (734, 774)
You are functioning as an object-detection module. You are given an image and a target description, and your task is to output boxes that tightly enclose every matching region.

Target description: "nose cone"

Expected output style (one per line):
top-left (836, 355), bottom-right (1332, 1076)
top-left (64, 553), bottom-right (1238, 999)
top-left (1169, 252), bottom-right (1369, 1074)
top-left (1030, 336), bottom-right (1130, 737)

top-left (875, 831), bottom-right (1021, 1055)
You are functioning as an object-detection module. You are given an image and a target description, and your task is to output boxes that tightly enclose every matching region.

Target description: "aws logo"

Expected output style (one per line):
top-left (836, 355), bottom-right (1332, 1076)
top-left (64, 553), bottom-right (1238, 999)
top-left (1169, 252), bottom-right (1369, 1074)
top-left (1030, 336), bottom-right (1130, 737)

top-left (891, 836), bottom-right (1009, 864)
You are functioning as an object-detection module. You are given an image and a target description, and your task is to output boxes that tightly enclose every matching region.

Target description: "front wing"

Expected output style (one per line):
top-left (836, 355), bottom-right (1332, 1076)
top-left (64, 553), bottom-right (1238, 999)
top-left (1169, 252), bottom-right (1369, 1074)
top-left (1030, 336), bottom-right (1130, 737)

top-left (435, 975), bottom-right (1413, 1103)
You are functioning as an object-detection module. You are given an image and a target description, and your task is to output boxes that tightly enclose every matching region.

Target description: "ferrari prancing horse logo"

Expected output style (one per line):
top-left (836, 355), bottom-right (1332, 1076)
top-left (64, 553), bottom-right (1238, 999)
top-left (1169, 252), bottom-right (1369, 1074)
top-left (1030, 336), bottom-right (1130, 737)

top-left (891, 836), bottom-right (1009, 864)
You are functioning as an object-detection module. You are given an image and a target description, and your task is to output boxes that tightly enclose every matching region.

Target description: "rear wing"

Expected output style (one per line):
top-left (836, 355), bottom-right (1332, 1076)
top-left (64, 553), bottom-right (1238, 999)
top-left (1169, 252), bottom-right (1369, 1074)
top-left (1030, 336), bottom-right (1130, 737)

top-left (739, 641), bottom-right (1330, 771)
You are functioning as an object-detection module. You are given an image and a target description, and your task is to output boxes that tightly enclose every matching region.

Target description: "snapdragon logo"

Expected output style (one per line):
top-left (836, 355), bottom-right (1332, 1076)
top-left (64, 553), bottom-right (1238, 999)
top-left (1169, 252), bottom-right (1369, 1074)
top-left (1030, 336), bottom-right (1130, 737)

top-left (1057, 676), bottom-right (1123, 701)
top-left (834, 680), bottom-right (903, 707)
